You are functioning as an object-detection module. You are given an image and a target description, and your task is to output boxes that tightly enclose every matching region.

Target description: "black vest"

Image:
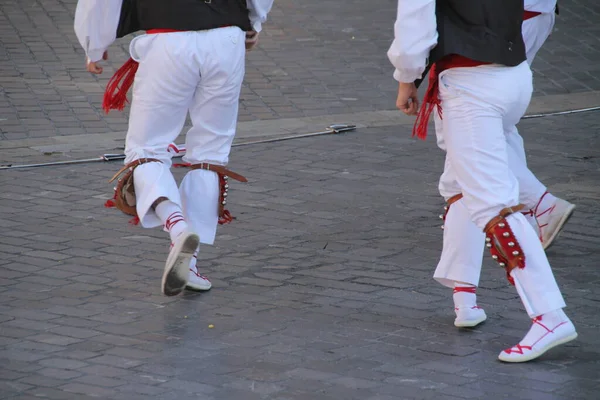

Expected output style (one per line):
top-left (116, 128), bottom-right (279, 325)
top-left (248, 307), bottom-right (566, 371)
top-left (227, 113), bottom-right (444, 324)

top-left (116, 0), bottom-right (252, 38)
top-left (430, 0), bottom-right (526, 67)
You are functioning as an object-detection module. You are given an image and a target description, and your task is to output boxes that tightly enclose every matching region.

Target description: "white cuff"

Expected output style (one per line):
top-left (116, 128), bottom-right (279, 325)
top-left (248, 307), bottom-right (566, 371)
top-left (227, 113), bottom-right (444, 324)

top-left (87, 49), bottom-right (105, 63)
top-left (393, 68), bottom-right (421, 83)
top-left (252, 21), bottom-right (263, 33)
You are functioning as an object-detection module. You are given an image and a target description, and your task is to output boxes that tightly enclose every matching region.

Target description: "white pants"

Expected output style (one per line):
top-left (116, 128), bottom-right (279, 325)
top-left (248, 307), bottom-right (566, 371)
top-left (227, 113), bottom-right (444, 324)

top-left (523, 12), bottom-right (555, 64)
top-left (437, 15), bottom-right (555, 207)
top-left (432, 61), bottom-right (565, 317)
top-left (124, 27), bottom-right (246, 244)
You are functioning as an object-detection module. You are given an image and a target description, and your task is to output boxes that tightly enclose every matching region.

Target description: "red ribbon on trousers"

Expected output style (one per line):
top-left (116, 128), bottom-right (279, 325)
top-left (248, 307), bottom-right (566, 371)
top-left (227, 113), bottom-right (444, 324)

top-left (102, 27), bottom-right (235, 113)
top-left (412, 55), bottom-right (487, 140)
top-left (102, 29), bottom-right (182, 113)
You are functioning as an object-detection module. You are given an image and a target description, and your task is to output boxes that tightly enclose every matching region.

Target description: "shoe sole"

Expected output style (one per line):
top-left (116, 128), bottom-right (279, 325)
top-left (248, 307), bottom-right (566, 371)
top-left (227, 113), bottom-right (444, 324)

top-left (162, 233), bottom-right (200, 296)
top-left (498, 332), bottom-right (578, 363)
top-left (185, 283), bottom-right (212, 292)
top-left (455, 315), bottom-right (487, 328)
top-left (543, 204), bottom-right (575, 250)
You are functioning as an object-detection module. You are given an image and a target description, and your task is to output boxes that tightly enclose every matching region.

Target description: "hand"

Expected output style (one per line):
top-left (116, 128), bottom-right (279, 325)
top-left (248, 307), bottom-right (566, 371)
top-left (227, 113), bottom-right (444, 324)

top-left (245, 30), bottom-right (260, 51)
top-left (86, 51), bottom-right (108, 74)
top-left (396, 82), bottom-right (419, 116)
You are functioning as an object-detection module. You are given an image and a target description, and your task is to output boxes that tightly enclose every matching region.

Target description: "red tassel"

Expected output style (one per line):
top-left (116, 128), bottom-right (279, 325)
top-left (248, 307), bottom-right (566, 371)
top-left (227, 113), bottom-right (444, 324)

top-left (412, 64), bottom-right (441, 141)
top-left (218, 210), bottom-right (234, 225)
top-left (128, 216), bottom-right (140, 225)
top-left (104, 190), bottom-right (117, 208)
top-left (507, 273), bottom-right (515, 286)
top-left (102, 58), bottom-right (139, 114)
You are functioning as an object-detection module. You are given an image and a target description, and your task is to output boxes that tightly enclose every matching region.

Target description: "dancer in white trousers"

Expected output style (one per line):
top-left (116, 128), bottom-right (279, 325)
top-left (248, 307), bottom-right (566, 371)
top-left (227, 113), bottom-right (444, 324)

top-left (434, 0), bottom-right (575, 329)
top-left (75, 0), bottom-right (274, 296)
top-left (388, 0), bottom-right (577, 362)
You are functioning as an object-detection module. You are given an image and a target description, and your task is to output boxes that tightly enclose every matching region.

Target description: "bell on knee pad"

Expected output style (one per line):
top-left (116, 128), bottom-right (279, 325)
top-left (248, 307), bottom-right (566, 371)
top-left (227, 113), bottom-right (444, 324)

top-left (440, 193), bottom-right (463, 229)
top-left (484, 205), bottom-right (526, 285)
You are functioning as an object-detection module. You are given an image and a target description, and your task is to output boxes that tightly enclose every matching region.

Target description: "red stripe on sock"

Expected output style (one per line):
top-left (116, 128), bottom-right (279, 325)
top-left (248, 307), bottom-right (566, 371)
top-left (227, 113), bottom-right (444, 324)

top-left (453, 286), bottom-right (477, 294)
top-left (165, 212), bottom-right (185, 231)
top-left (533, 191), bottom-right (556, 218)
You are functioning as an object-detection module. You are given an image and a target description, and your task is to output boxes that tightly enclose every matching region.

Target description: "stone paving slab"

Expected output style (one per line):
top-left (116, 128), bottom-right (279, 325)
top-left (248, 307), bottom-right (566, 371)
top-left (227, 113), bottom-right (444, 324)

top-left (2, 90), bottom-right (600, 169)
top-left (0, 111), bottom-right (599, 399)
top-left (1, 0), bottom-right (600, 140)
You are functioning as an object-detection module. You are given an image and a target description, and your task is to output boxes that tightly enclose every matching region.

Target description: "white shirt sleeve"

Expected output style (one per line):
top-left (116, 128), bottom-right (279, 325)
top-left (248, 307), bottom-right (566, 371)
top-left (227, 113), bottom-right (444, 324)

top-left (387, 0), bottom-right (438, 83)
top-left (524, 0), bottom-right (558, 13)
top-left (74, 0), bottom-right (123, 63)
top-left (246, 0), bottom-right (274, 32)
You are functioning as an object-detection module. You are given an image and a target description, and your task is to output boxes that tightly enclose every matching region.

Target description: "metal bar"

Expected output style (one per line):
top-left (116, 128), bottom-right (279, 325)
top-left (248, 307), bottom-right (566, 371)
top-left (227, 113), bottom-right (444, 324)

top-left (232, 123), bottom-right (356, 147)
top-left (0, 156), bottom-right (106, 170)
top-left (0, 124), bottom-right (356, 170)
top-left (521, 106), bottom-right (600, 119)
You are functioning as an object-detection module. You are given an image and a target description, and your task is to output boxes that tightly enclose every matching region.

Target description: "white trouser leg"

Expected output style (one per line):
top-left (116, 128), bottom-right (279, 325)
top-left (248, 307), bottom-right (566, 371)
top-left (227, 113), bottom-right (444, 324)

top-left (436, 115), bottom-right (546, 289)
top-left (434, 198), bottom-right (485, 288)
top-left (439, 63), bottom-right (565, 317)
top-left (505, 125), bottom-right (547, 209)
top-left (523, 13), bottom-right (556, 65)
top-left (435, 113), bottom-right (485, 289)
top-left (435, 13), bottom-right (557, 277)
top-left (124, 32), bottom-right (204, 227)
top-left (133, 163), bottom-right (183, 228)
top-left (507, 213), bottom-right (566, 316)
top-left (504, 13), bottom-right (555, 209)
top-left (179, 27), bottom-right (246, 245)
top-left (435, 114), bottom-right (463, 201)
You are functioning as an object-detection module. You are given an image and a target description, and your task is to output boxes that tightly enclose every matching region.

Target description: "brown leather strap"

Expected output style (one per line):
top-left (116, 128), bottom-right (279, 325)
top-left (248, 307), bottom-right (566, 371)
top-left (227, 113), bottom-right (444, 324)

top-left (446, 193), bottom-right (463, 207)
top-left (189, 163), bottom-right (248, 182)
top-left (483, 204), bottom-right (526, 233)
top-left (108, 158), bottom-right (161, 183)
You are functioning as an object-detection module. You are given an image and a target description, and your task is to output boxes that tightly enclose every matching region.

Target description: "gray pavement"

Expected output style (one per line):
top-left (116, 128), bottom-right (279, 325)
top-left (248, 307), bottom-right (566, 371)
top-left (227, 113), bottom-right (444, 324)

top-left (2, 0), bottom-right (600, 140)
top-left (1, 0), bottom-right (600, 399)
top-left (1, 113), bottom-right (600, 399)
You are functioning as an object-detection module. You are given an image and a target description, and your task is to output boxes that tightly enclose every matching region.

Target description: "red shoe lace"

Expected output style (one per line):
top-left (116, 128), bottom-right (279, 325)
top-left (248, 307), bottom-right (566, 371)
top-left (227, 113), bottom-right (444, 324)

top-left (532, 192), bottom-right (556, 239)
top-left (503, 343), bottom-right (533, 355)
top-left (165, 212), bottom-right (185, 231)
top-left (504, 315), bottom-right (568, 354)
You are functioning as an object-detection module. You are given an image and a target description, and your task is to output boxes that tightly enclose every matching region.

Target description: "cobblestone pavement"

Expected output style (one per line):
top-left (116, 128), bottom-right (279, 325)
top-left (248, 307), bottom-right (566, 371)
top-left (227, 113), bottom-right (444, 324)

top-left (1, 110), bottom-right (599, 399)
top-left (1, 0), bottom-right (600, 398)
top-left (1, 0), bottom-right (600, 140)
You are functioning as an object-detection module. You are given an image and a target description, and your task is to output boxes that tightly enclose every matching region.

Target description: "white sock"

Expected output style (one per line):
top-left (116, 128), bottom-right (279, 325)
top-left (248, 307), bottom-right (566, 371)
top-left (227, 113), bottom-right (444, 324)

top-left (521, 210), bottom-right (538, 232)
top-left (189, 247), bottom-right (199, 270)
top-left (534, 192), bottom-right (557, 218)
top-left (453, 283), bottom-right (477, 308)
top-left (520, 308), bottom-right (569, 345)
top-left (155, 200), bottom-right (188, 243)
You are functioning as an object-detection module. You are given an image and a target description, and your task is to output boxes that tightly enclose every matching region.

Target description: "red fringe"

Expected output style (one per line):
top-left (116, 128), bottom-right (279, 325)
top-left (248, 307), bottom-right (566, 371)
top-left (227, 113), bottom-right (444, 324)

top-left (104, 190), bottom-right (117, 208)
top-left (412, 56), bottom-right (488, 140)
top-left (218, 210), bottom-right (234, 225)
top-left (507, 273), bottom-right (515, 286)
top-left (128, 216), bottom-right (140, 225)
top-left (412, 64), bottom-right (441, 141)
top-left (102, 58), bottom-right (139, 114)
